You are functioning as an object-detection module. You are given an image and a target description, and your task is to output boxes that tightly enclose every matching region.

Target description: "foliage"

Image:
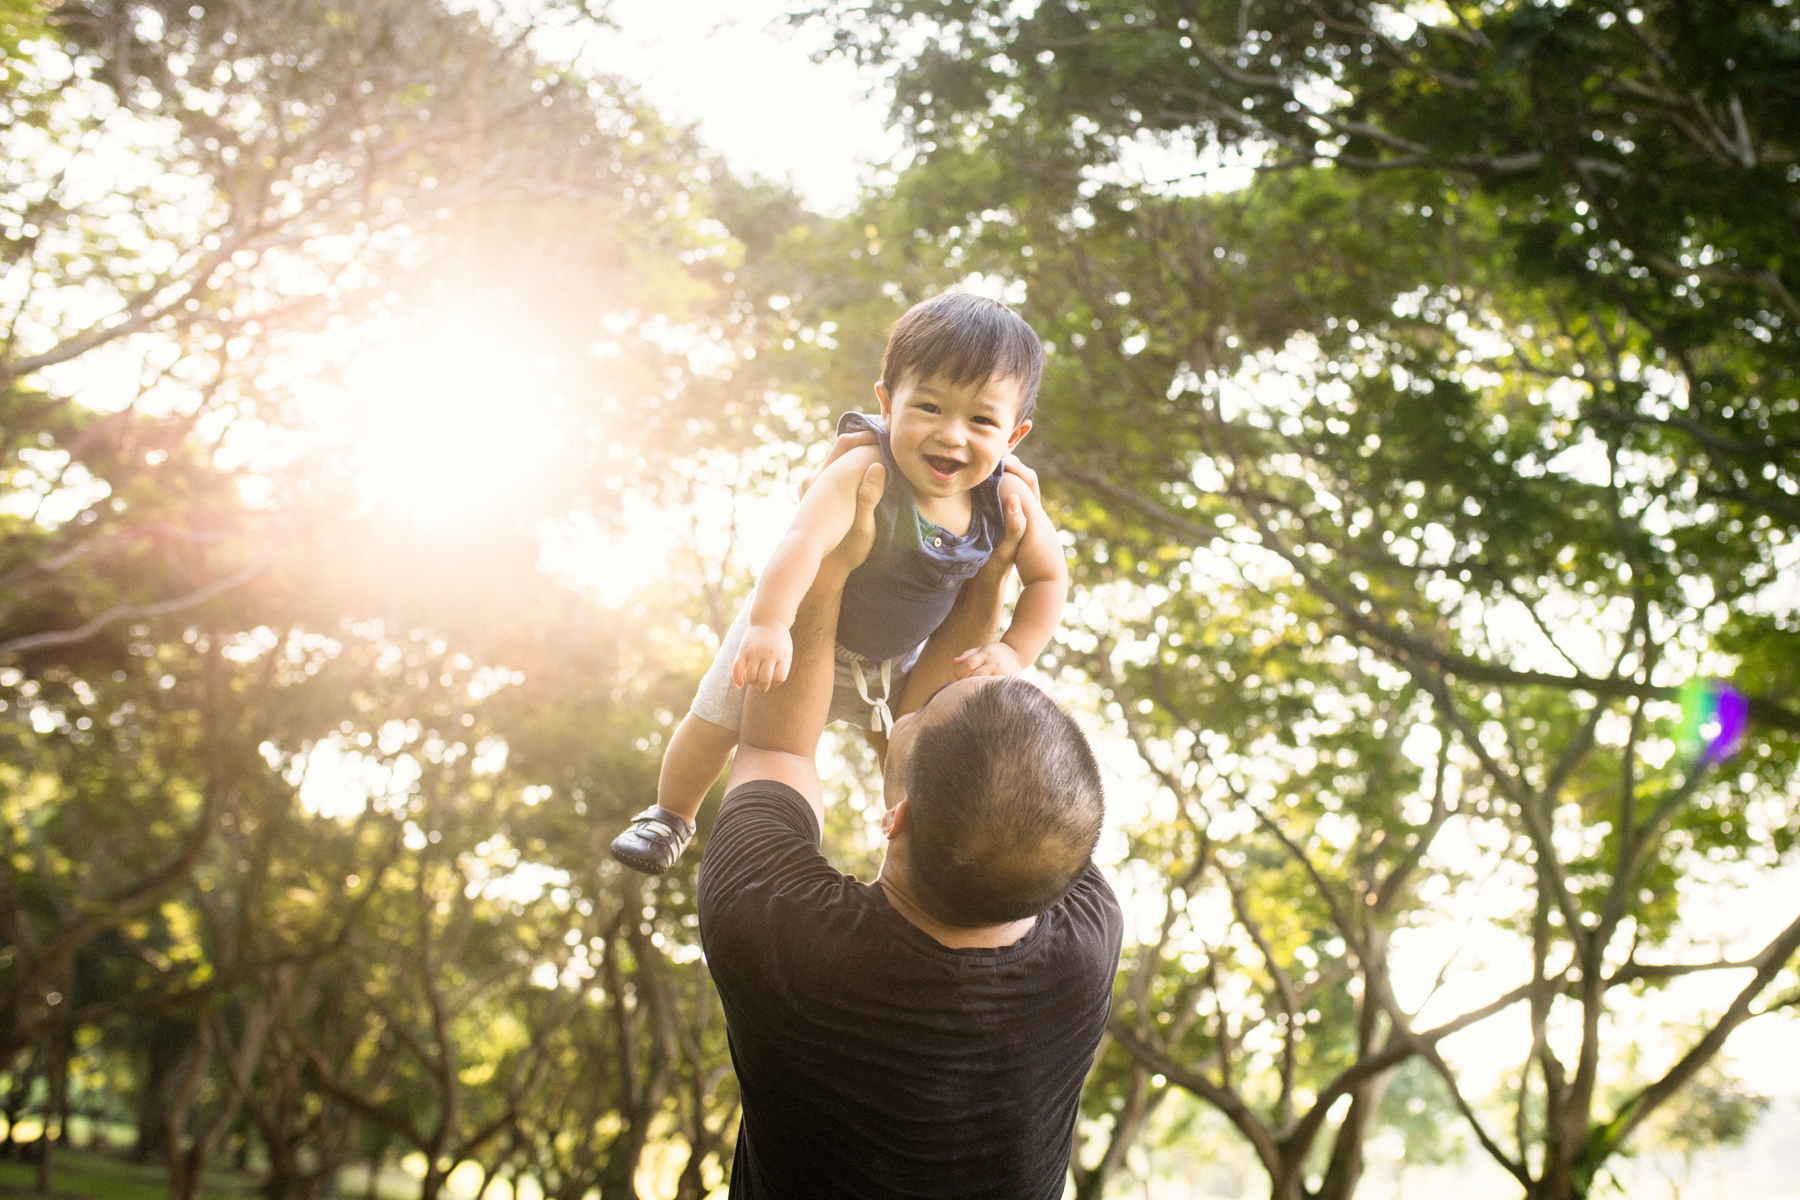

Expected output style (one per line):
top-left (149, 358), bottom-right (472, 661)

top-left (0, 2), bottom-right (797, 1197)
top-left (796, 2), bottom-right (1800, 1198)
top-left (3, 2), bottom-right (1796, 1200)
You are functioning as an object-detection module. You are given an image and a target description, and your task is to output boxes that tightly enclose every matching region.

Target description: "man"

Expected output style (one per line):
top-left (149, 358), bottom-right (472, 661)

top-left (697, 463), bottom-right (1123, 1199)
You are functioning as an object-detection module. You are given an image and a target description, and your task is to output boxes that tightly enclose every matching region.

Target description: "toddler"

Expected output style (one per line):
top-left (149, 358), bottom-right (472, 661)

top-left (609, 292), bottom-right (1069, 874)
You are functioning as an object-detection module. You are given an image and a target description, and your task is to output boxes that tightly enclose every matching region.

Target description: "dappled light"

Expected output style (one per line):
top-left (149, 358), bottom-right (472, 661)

top-left (1, 1), bottom-right (1796, 1199)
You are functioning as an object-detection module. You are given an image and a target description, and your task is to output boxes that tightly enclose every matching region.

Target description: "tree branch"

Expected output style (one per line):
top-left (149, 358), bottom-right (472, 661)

top-left (0, 548), bottom-right (272, 658)
top-left (1035, 454), bottom-right (1800, 736)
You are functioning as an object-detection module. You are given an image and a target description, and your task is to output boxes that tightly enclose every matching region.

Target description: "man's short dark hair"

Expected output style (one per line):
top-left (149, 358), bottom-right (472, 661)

top-left (881, 292), bottom-right (1046, 424)
top-left (902, 679), bottom-right (1103, 926)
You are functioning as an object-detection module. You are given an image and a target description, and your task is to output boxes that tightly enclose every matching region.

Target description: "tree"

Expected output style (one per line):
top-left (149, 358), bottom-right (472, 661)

top-left (813, 0), bottom-right (1800, 726)
top-left (1629, 1056), bottom-right (1769, 1198)
top-left (791, 4), bottom-right (1800, 1197)
top-left (0, 0), bottom-right (624, 1080)
top-left (2, 2), bottom-right (800, 1196)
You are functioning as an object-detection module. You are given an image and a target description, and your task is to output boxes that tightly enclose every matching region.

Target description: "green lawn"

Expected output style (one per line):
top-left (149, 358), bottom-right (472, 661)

top-left (0, 1149), bottom-right (257, 1200)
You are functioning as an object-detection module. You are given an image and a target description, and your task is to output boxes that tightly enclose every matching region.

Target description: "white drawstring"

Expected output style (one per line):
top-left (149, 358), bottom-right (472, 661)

top-left (849, 655), bottom-right (894, 733)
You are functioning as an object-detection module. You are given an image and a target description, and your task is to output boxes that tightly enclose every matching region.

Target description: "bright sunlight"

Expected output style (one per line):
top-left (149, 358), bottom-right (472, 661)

top-left (339, 316), bottom-right (563, 523)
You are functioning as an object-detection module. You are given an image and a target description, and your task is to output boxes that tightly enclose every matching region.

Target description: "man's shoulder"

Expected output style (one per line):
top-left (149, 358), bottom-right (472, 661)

top-left (701, 780), bottom-right (822, 873)
top-left (1047, 862), bottom-right (1125, 970)
top-left (1068, 859), bottom-right (1122, 915)
top-left (697, 781), bottom-right (892, 1005)
top-left (696, 780), bottom-right (841, 925)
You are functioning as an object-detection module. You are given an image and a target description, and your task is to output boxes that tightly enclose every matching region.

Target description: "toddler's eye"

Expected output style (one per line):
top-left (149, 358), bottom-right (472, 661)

top-left (974, 416), bottom-right (999, 427)
top-left (917, 403), bottom-right (941, 414)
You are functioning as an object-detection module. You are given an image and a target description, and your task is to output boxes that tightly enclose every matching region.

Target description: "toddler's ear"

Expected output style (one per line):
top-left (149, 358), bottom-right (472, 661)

top-left (1005, 419), bottom-right (1032, 450)
top-left (874, 380), bottom-right (891, 416)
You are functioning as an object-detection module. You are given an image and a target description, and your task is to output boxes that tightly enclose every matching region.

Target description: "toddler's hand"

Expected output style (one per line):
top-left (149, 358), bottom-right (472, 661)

top-left (955, 641), bottom-right (1024, 678)
top-left (734, 624), bottom-right (793, 692)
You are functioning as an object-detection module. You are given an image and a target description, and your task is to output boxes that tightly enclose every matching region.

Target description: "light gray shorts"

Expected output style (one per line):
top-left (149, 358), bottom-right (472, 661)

top-left (689, 601), bottom-right (923, 733)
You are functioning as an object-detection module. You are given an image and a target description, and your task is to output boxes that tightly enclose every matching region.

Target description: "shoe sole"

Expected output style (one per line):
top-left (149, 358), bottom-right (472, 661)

top-left (609, 842), bottom-right (674, 876)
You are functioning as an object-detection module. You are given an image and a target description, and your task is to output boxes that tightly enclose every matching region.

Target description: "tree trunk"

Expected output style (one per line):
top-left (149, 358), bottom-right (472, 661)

top-left (674, 1150), bottom-right (710, 1200)
top-left (35, 1024), bottom-right (70, 1196)
top-left (261, 1148), bottom-right (295, 1200)
top-left (419, 1159), bottom-right (446, 1200)
top-left (1524, 1166), bottom-right (1585, 1200)
top-left (309, 1161), bottom-right (342, 1200)
top-left (170, 1143), bottom-right (208, 1200)
top-left (4, 1053), bottom-right (39, 1159)
top-left (598, 1119), bottom-right (650, 1200)
top-left (1268, 1161), bottom-right (1308, 1200)
top-left (1316, 1070), bottom-right (1397, 1200)
top-left (674, 1090), bottom-right (736, 1200)
top-left (597, 909), bottom-right (674, 1200)
top-left (134, 1017), bottom-right (200, 1163)
top-left (1074, 1061), bottom-right (1163, 1200)
top-left (260, 1107), bottom-right (305, 1200)
top-left (165, 1016), bottom-right (216, 1200)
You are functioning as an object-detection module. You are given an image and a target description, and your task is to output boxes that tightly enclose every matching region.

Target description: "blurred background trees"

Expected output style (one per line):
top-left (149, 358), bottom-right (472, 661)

top-left (2, 0), bottom-right (1795, 1198)
top-left (793, 1), bottom-right (1798, 1197)
top-left (3, 0), bottom-right (756, 1194)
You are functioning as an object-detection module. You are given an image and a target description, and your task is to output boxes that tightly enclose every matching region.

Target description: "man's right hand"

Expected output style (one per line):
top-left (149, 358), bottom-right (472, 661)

top-left (823, 462), bottom-right (886, 578)
top-left (1000, 456), bottom-right (1041, 503)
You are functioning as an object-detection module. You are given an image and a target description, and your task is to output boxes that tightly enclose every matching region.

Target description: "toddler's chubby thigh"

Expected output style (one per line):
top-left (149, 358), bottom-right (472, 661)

top-left (688, 605), bottom-right (751, 731)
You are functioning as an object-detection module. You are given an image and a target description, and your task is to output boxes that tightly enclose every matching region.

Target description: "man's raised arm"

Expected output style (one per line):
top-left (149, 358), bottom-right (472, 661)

top-left (894, 488), bottom-right (1030, 718)
top-left (725, 463), bottom-right (886, 826)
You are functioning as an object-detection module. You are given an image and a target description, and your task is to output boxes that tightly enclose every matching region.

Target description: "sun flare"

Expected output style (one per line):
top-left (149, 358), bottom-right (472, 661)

top-left (342, 318), bottom-right (563, 522)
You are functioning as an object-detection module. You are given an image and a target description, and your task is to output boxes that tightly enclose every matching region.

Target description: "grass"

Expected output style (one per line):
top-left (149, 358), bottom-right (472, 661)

top-left (0, 1148), bottom-right (257, 1200)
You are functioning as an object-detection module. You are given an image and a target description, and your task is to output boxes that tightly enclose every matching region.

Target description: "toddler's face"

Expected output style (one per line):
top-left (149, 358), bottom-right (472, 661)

top-left (877, 371), bottom-right (1031, 501)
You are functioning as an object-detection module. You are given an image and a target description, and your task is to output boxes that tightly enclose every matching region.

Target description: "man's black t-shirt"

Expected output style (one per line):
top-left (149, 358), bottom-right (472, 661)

top-left (697, 780), bottom-right (1123, 1200)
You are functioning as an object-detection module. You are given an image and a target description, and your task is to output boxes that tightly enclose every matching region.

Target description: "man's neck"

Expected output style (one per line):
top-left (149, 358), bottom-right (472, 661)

top-left (877, 868), bottom-right (1037, 950)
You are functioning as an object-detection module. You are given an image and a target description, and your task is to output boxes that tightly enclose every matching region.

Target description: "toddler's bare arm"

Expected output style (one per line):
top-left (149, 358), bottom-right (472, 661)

top-left (956, 474), bottom-right (1068, 677)
top-left (733, 445), bottom-right (884, 691)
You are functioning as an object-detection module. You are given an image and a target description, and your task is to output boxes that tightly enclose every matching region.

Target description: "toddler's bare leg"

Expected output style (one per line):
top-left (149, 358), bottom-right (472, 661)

top-left (657, 712), bottom-right (739, 823)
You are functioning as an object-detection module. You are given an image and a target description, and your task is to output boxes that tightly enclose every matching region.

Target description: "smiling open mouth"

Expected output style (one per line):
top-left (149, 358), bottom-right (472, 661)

top-left (923, 454), bottom-right (964, 479)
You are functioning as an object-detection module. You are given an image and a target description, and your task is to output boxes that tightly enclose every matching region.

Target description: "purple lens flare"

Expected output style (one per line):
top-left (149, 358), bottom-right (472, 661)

top-left (1678, 679), bottom-right (1748, 765)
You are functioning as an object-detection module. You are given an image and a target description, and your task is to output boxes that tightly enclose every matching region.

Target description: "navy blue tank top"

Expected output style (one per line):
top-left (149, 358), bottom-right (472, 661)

top-left (835, 411), bottom-right (1005, 662)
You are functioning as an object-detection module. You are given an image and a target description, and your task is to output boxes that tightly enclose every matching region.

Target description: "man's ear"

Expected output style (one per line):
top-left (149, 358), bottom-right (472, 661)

top-left (874, 380), bottom-right (892, 420)
top-left (1005, 418), bottom-right (1032, 452)
top-left (880, 798), bottom-right (909, 840)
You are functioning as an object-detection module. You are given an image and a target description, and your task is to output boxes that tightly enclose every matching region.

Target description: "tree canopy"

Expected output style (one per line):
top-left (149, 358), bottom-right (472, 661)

top-left (2, 2), bottom-right (1795, 1199)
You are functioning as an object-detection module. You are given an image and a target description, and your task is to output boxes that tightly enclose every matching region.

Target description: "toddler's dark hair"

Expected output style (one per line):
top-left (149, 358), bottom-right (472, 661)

top-left (881, 292), bottom-right (1045, 423)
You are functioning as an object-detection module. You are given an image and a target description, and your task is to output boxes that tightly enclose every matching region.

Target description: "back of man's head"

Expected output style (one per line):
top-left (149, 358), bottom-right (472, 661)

top-left (902, 679), bottom-right (1104, 927)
